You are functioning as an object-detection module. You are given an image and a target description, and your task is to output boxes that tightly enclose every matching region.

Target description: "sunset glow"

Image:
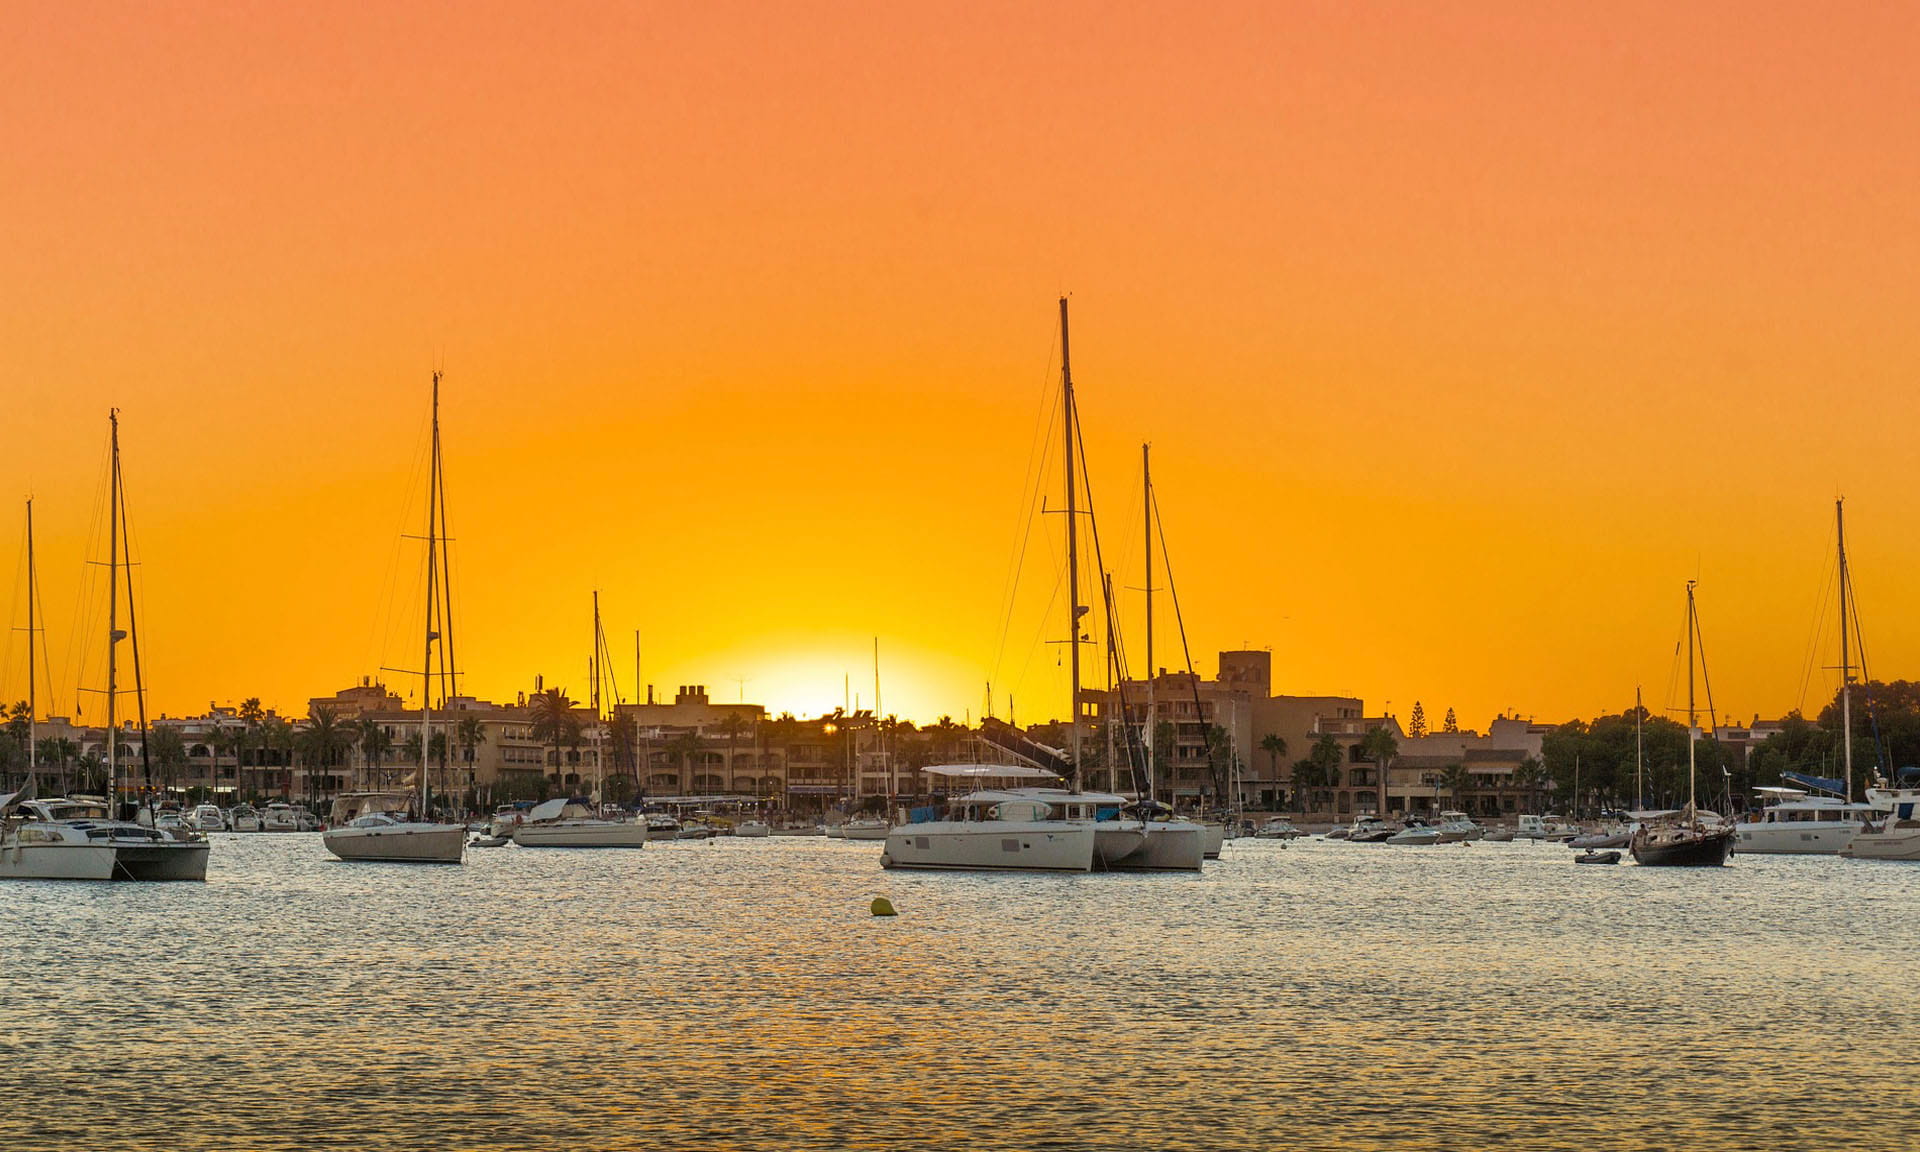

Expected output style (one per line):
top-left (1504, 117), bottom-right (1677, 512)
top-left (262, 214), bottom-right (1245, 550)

top-left (5, 2), bottom-right (1918, 728)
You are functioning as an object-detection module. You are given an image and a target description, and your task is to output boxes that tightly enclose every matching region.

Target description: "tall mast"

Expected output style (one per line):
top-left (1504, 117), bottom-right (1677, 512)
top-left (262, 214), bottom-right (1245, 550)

top-left (1686, 580), bottom-right (1698, 812)
top-left (107, 411), bottom-right (121, 813)
top-left (421, 373), bottom-right (439, 810)
top-left (593, 590), bottom-right (603, 802)
top-left (24, 500), bottom-right (36, 782)
top-left (1634, 684), bottom-right (1644, 810)
top-left (1060, 297), bottom-right (1082, 781)
top-left (1143, 443), bottom-right (1155, 802)
top-left (1837, 498), bottom-right (1852, 802)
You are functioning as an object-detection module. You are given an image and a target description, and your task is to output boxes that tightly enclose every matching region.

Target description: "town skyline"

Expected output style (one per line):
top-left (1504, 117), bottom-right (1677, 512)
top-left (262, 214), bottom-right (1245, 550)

top-left (7, 4), bottom-right (1915, 735)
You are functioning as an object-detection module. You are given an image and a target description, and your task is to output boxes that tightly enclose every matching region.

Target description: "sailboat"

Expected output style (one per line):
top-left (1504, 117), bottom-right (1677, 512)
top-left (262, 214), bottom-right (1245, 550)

top-left (1629, 580), bottom-right (1735, 867)
top-left (512, 592), bottom-right (648, 848)
top-left (2, 416), bottom-right (210, 881)
top-left (323, 373), bottom-right (468, 864)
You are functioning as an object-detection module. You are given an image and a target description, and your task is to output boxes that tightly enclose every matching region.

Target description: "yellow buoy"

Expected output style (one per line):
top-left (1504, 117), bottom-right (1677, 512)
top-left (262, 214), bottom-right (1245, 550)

top-left (870, 896), bottom-right (897, 917)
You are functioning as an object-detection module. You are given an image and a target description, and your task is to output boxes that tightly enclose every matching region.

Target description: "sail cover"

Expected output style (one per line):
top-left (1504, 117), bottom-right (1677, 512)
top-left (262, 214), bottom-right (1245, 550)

top-left (1782, 771), bottom-right (1846, 797)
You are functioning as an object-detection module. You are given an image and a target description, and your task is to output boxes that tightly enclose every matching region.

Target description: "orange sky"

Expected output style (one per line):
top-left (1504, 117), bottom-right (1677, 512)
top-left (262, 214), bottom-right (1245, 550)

top-left (4, 2), bottom-right (1918, 732)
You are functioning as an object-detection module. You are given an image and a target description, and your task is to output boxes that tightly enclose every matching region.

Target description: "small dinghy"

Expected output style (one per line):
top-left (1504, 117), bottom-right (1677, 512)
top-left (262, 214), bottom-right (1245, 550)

top-left (469, 834), bottom-right (512, 848)
top-left (1575, 849), bottom-right (1621, 865)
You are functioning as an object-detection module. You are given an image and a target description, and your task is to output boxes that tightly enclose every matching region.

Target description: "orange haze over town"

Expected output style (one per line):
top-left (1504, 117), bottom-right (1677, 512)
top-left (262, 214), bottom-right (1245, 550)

top-left (4, 2), bottom-right (1918, 733)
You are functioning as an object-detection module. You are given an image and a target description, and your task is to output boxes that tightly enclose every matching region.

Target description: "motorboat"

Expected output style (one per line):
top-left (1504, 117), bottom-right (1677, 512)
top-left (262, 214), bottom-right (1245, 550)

top-left (468, 833), bottom-right (512, 848)
top-left (1732, 787), bottom-right (1874, 855)
top-left (1568, 824), bottom-right (1633, 849)
top-left (1482, 826), bottom-right (1515, 842)
top-left (1, 792), bottom-right (211, 881)
top-left (642, 813), bottom-right (685, 841)
top-left (260, 802), bottom-right (304, 832)
top-left (881, 788), bottom-right (1098, 872)
top-left (1434, 811), bottom-right (1485, 842)
top-left (321, 791), bottom-right (465, 863)
top-left (186, 803), bottom-right (227, 833)
top-left (1575, 849), bottom-right (1622, 865)
top-left (676, 821), bottom-right (717, 841)
top-left (1385, 819), bottom-right (1442, 846)
top-left (510, 797), bottom-right (649, 848)
top-left (734, 820), bottom-right (771, 838)
top-left (1516, 814), bottom-right (1575, 841)
top-left (1841, 787), bottom-right (1920, 861)
top-left (1344, 815), bottom-right (1395, 843)
top-left (1254, 818), bottom-right (1302, 840)
top-left (228, 804), bottom-right (264, 832)
top-left (841, 817), bottom-right (891, 841)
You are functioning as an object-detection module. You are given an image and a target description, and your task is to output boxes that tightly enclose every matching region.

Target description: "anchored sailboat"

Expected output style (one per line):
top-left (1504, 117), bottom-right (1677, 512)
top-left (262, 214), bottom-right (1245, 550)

top-left (323, 373), bottom-right (468, 863)
top-left (1629, 580), bottom-right (1734, 867)
top-left (2, 414), bottom-right (210, 881)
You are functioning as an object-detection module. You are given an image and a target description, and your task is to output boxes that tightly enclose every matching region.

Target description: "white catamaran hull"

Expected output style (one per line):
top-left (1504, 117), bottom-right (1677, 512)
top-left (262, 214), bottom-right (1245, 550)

top-left (511, 820), bottom-right (650, 848)
top-left (0, 839), bottom-right (211, 881)
top-left (323, 823), bottom-right (466, 863)
top-left (881, 822), bottom-right (1095, 872)
top-left (1735, 820), bottom-right (1863, 855)
top-left (1119, 822), bottom-right (1207, 871)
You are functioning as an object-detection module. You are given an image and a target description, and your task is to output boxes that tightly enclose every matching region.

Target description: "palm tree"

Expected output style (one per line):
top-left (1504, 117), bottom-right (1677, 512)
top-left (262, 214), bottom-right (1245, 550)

top-left (355, 718), bottom-right (390, 790)
top-left (1309, 734), bottom-right (1344, 816)
top-left (299, 705), bottom-right (354, 801)
top-left (239, 697), bottom-right (265, 799)
top-left (1259, 733), bottom-right (1287, 807)
top-left (457, 715), bottom-right (486, 808)
top-left (1513, 756), bottom-right (1548, 813)
top-left (527, 687), bottom-right (578, 787)
top-left (1360, 725), bottom-right (1399, 818)
top-left (206, 727), bottom-right (238, 794)
top-left (146, 725), bottom-right (188, 799)
top-left (718, 712), bottom-right (751, 789)
top-left (666, 730), bottom-right (704, 795)
top-left (1439, 762), bottom-right (1473, 813)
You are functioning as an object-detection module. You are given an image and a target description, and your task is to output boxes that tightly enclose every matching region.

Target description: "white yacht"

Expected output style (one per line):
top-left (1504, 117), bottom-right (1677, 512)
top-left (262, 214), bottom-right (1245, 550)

top-left (642, 813), bottom-right (685, 841)
top-left (1254, 818), bottom-right (1303, 839)
top-left (186, 803), bottom-right (227, 833)
top-left (510, 798), bottom-right (649, 848)
top-left (1434, 811), bottom-right (1485, 842)
top-left (734, 820), bottom-right (771, 838)
top-left (1841, 787), bottom-right (1920, 861)
top-left (1733, 787), bottom-right (1873, 855)
top-left (1385, 819), bottom-right (1443, 846)
top-left (1, 792), bottom-right (211, 881)
top-left (840, 817), bottom-right (891, 841)
top-left (260, 802), bottom-right (301, 832)
top-left (228, 804), bottom-right (264, 832)
top-left (322, 791), bottom-right (465, 863)
top-left (881, 789), bottom-right (1098, 872)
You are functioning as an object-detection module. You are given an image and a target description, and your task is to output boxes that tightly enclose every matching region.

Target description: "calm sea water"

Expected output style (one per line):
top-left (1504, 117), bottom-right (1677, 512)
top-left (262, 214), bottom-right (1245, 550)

top-left (4, 833), bottom-right (1917, 1150)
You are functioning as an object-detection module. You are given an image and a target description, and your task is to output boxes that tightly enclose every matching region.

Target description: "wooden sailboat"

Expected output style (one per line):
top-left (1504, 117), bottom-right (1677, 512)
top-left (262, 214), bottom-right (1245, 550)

top-left (1629, 580), bottom-right (1734, 867)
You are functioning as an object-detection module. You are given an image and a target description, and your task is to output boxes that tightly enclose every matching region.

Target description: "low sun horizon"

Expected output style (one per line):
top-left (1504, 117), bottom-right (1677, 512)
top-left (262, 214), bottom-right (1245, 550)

top-left (5, 3), bottom-right (1917, 733)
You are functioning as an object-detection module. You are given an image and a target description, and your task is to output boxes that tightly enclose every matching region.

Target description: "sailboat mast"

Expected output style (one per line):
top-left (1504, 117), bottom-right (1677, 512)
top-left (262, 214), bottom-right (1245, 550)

top-left (24, 500), bottom-right (35, 781)
top-left (1837, 498), bottom-right (1852, 802)
top-left (1060, 297), bottom-right (1082, 780)
top-left (107, 410), bottom-right (120, 814)
top-left (593, 590), bottom-right (603, 803)
top-left (1143, 443), bottom-right (1155, 802)
top-left (1686, 580), bottom-right (1698, 812)
top-left (421, 374), bottom-right (439, 811)
top-left (1634, 684), bottom-right (1644, 810)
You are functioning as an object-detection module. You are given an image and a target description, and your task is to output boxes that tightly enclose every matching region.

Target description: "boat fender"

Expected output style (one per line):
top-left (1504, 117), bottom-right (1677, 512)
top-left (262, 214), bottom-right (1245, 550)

top-left (870, 896), bottom-right (897, 916)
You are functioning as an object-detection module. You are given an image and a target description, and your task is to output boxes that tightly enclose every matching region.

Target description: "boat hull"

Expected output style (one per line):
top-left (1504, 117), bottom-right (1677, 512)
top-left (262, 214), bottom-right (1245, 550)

top-left (1840, 823), bottom-right (1920, 861)
top-left (323, 823), bottom-right (466, 863)
top-left (1092, 823), bottom-right (1149, 868)
top-left (1733, 821), bottom-right (1861, 855)
top-left (0, 839), bottom-right (210, 881)
top-left (1115, 823), bottom-right (1206, 871)
top-left (880, 822), bottom-right (1095, 872)
top-left (1630, 825), bottom-right (1734, 866)
top-left (511, 820), bottom-right (650, 848)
